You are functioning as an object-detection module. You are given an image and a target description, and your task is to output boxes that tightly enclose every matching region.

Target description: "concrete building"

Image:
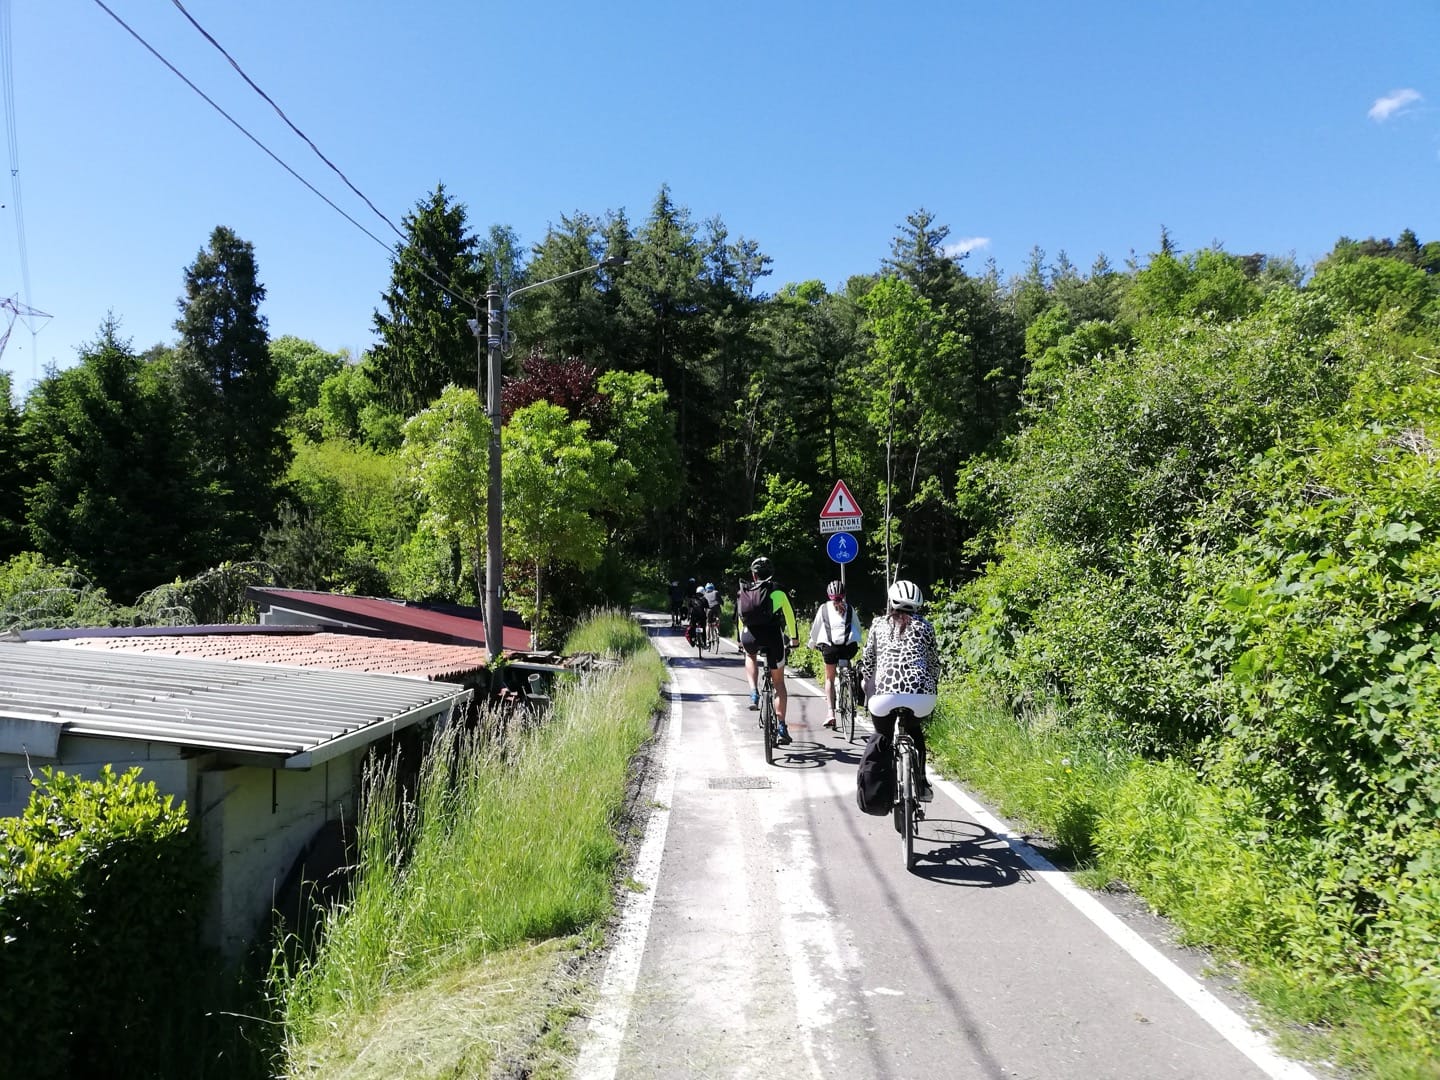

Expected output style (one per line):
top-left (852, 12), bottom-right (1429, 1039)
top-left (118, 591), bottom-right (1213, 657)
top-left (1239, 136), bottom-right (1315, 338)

top-left (0, 640), bottom-right (470, 956)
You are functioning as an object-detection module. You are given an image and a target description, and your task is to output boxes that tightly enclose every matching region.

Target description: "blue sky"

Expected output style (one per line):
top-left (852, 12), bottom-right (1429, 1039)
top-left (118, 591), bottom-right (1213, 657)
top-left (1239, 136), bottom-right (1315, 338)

top-left (3, 1), bottom-right (1437, 397)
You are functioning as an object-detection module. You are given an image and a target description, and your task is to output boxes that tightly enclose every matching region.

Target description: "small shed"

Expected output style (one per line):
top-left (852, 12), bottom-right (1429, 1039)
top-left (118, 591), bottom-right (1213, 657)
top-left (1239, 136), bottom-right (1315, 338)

top-left (0, 640), bottom-right (470, 956)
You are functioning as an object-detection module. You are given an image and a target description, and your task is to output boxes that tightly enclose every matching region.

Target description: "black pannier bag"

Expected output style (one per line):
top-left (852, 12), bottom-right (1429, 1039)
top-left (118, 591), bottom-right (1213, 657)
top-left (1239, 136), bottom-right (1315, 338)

top-left (856, 732), bottom-right (895, 815)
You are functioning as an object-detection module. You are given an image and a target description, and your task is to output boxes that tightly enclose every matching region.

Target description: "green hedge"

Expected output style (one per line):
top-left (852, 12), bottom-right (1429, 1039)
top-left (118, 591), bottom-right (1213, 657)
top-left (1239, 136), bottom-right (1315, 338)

top-left (0, 766), bottom-right (214, 1079)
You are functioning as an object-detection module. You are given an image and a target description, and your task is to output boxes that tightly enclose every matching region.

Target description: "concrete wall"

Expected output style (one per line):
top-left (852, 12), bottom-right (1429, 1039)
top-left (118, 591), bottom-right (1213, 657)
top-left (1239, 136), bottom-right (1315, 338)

top-left (197, 756), bottom-right (357, 957)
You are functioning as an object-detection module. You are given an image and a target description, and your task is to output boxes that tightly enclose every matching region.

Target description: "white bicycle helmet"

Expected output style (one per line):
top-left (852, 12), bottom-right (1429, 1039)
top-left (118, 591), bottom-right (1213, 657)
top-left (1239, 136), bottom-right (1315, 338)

top-left (888, 579), bottom-right (924, 612)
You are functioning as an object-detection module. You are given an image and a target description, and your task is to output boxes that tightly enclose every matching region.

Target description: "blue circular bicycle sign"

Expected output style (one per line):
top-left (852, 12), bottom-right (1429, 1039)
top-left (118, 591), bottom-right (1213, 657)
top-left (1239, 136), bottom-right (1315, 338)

top-left (827, 531), bottom-right (859, 564)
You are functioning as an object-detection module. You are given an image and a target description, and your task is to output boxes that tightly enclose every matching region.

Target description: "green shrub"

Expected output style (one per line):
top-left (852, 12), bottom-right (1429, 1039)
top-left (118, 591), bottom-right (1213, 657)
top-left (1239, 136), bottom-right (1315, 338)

top-left (0, 766), bottom-right (214, 1080)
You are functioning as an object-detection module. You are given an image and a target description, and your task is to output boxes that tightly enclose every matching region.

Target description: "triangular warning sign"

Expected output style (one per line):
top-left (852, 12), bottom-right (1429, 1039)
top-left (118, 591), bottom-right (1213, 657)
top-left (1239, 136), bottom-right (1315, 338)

top-left (820, 480), bottom-right (863, 518)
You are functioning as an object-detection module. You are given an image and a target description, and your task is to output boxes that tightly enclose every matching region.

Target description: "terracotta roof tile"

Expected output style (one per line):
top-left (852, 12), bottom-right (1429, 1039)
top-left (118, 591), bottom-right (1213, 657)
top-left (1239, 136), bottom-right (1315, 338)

top-left (52, 631), bottom-right (487, 682)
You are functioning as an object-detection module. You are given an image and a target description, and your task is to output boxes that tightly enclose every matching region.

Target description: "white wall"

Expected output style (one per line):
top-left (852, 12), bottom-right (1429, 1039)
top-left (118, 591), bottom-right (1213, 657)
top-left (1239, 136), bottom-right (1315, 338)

top-left (198, 755), bottom-right (357, 956)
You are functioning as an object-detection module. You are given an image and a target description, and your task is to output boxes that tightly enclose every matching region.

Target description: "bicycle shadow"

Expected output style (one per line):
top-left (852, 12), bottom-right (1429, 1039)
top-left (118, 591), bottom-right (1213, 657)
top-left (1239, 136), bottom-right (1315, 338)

top-left (771, 740), bottom-right (863, 771)
top-left (907, 818), bottom-right (1031, 887)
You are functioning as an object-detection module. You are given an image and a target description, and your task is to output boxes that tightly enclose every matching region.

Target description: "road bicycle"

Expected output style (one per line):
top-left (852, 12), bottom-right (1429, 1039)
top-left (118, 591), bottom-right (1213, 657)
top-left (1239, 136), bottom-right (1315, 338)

top-left (669, 602), bottom-right (682, 629)
top-left (692, 618), bottom-right (707, 659)
top-left (757, 645), bottom-right (779, 765)
top-left (888, 708), bottom-right (925, 871)
top-left (705, 612), bottom-right (721, 652)
top-left (834, 657), bottom-right (861, 743)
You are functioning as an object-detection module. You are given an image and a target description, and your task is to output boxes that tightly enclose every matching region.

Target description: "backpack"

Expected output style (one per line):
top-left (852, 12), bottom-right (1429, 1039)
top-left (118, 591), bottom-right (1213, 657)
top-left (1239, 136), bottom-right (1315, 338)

top-left (855, 732), bottom-right (895, 815)
top-left (737, 581), bottom-right (777, 631)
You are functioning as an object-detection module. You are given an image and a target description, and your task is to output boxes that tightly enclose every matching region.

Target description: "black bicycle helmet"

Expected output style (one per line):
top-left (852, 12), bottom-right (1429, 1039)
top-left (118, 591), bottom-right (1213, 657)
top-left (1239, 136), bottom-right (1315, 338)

top-left (888, 579), bottom-right (923, 612)
top-left (826, 580), bottom-right (845, 598)
top-left (750, 556), bottom-right (772, 581)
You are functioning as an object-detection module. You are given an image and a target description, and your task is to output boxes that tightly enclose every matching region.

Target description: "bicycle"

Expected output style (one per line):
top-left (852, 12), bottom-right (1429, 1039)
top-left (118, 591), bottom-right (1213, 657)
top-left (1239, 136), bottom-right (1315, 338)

top-left (692, 618), bottom-right (707, 659)
top-left (757, 645), bottom-right (779, 765)
top-left (835, 657), bottom-right (860, 743)
top-left (888, 708), bottom-right (925, 871)
top-left (669, 602), bottom-right (682, 629)
top-left (706, 612), bottom-right (721, 652)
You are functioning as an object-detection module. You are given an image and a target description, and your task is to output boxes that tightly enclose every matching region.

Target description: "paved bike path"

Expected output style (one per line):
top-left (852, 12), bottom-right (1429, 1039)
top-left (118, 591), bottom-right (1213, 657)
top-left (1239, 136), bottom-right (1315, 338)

top-left (575, 619), bottom-right (1316, 1080)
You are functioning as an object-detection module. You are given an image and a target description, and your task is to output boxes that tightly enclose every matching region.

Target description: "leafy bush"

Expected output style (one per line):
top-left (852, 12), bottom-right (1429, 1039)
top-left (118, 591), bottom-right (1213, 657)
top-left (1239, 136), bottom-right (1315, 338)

top-left (0, 766), bottom-right (214, 1079)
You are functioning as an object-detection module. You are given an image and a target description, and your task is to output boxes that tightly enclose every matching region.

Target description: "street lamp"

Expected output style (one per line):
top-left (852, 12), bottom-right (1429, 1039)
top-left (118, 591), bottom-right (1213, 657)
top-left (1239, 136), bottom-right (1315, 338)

top-left (468, 254), bottom-right (627, 661)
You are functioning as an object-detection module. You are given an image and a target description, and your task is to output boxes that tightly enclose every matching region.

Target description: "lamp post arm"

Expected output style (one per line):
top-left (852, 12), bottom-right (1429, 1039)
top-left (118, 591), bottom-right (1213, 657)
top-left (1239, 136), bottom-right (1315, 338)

top-left (504, 256), bottom-right (626, 304)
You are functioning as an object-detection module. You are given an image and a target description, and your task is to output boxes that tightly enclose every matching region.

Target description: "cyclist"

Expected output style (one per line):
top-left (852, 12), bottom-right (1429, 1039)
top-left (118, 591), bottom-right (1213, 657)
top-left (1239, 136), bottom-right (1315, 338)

top-left (702, 581), bottom-right (723, 641)
top-left (807, 579), bottom-right (862, 730)
top-left (667, 579), bottom-right (685, 625)
top-left (684, 586), bottom-right (709, 647)
top-left (737, 556), bottom-right (799, 744)
top-left (860, 579), bottom-right (940, 801)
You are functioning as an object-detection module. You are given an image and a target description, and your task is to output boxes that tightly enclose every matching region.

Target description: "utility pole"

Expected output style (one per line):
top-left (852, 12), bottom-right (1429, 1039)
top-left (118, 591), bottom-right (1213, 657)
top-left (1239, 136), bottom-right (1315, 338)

top-left (484, 284), bottom-right (504, 662)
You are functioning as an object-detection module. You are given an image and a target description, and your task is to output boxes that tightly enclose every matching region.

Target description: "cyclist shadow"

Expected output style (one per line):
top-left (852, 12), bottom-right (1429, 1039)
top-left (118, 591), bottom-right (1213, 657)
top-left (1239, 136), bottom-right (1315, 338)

top-left (908, 819), bottom-right (1031, 887)
top-left (772, 740), bottom-right (862, 771)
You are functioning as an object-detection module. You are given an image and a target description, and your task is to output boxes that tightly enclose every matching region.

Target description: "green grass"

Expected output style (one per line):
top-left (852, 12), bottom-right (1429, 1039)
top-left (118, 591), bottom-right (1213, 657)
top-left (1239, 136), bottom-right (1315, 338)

top-left (273, 611), bottom-right (664, 1074)
top-left (928, 680), bottom-right (1440, 1079)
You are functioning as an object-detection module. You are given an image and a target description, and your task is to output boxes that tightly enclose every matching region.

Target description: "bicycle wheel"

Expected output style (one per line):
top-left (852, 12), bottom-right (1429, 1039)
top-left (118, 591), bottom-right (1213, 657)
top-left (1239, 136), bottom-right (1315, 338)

top-left (762, 689), bottom-right (775, 765)
top-left (695, 626), bottom-right (706, 659)
top-left (898, 747), bottom-right (916, 869)
top-left (838, 673), bottom-right (856, 742)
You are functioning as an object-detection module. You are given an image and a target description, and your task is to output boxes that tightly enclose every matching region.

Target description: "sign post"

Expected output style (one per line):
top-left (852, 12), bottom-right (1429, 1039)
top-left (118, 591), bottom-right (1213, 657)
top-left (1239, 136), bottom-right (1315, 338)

top-left (819, 481), bottom-right (864, 585)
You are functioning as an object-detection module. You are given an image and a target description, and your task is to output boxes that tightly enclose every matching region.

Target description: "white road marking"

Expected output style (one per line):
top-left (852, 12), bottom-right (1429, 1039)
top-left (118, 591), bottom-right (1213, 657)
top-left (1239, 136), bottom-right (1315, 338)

top-left (936, 777), bottom-right (1320, 1080)
top-left (571, 665), bottom-right (682, 1080)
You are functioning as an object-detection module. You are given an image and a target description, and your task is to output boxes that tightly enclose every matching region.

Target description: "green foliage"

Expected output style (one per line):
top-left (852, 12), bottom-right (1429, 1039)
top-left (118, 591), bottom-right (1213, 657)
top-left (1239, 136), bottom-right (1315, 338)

top-left (271, 436), bottom-right (417, 594)
top-left (271, 335), bottom-right (346, 438)
top-left (20, 317), bottom-right (224, 597)
top-left (735, 473), bottom-right (814, 578)
top-left (0, 766), bottom-right (214, 1080)
top-left (1307, 255), bottom-right (1439, 330)
top-left (0, 551), bottom-right (123, 630)
top-left (0, 371), bottom-right (24, 559)
top-left (502, 401), bottom-right (636, 646)
top-left (400, 385), bottom-right (489, 599)
top-left (314, 358), bottom-right (403, 450)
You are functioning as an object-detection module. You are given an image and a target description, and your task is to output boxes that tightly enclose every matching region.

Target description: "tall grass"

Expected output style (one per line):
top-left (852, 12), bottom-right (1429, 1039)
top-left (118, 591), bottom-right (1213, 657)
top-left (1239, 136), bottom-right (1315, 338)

top-left (275, 611), bottom-right (663, 1052)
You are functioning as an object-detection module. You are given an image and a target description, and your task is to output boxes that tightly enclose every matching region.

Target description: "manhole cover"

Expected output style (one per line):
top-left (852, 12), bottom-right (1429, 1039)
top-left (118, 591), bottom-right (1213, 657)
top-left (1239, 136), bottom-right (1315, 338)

top-left (708, 776), bottom-right (773, 790)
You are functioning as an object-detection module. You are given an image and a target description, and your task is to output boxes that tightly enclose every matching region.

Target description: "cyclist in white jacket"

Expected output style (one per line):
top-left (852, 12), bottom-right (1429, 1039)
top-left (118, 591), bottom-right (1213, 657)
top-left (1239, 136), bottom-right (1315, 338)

top-left (807, 579), bottom-right (862, 729)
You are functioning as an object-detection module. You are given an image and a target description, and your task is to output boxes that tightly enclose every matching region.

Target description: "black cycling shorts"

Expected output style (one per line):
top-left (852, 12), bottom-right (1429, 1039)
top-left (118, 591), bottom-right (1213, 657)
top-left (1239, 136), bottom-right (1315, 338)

top-left (816, 641), bottom-right (859, 666)
top-left (741, 628), bottom-right (786, 670)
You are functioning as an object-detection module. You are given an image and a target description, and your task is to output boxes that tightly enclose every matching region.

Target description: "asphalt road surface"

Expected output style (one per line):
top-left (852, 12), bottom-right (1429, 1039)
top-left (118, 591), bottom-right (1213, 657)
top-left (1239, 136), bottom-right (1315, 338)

top-left (572, 615), bottom-right (1321, 1080)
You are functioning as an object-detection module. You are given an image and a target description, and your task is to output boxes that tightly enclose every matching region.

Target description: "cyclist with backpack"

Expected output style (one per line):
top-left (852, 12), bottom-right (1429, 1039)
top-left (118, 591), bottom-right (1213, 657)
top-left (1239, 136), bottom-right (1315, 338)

top-left (684, 586), bottom-right (709, 647)
top-left (807, 579), bottom-right (862, 729)
top-left (860, 579), bottom-right (940, 801)
top-left (702, 582), bottom-right (723, 642)
top-left (738, 556), bottom-right (799, 744)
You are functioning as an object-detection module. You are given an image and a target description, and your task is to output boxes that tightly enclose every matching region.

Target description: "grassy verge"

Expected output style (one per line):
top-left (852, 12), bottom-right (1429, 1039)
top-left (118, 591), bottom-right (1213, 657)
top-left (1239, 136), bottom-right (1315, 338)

top-left (274, 609), bottom-right (664, 1077)
top-left (927, 681), bottom-right (1438, 1080)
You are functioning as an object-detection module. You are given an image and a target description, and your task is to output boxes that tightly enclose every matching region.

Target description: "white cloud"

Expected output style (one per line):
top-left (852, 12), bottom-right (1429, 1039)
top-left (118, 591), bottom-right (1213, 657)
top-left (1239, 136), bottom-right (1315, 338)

top-left (943, 237), bottom-right (990, 258)
top-left (1368, 88), bottom-right (1422, 122)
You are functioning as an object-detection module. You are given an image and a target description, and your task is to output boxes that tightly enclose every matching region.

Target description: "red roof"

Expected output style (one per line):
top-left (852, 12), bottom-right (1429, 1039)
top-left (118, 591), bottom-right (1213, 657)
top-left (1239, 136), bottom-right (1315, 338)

top-left (245, 588), bottom-right (531, 652)
top-left (49, 630), bottom-right (490, 682)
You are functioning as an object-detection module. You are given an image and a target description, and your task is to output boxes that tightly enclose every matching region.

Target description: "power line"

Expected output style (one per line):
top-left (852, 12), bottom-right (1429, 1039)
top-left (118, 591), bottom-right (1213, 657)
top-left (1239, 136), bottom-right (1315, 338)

top-left (167, 0), bottom-right (408, 247)
top-left (0, 0), bottom-right (44, 383)
top-left (89, 0), bottom-right (483, 316)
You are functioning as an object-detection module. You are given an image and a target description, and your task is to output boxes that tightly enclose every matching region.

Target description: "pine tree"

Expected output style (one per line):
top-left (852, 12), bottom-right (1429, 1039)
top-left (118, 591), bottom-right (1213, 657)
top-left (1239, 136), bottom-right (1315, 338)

top-left (173, 226), bottom-right (288, 556)
top-left (369, 185), bottom-right (485, 417)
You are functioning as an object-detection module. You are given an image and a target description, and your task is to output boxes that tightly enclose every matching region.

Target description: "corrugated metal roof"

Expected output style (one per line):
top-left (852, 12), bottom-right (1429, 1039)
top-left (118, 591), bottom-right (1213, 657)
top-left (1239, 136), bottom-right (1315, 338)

top-left (0, 641), bottom-right (470, 768)
top-left (42, 630), bottom-right (489, 682)
top-left (246, 587), bottom-right (533, 651)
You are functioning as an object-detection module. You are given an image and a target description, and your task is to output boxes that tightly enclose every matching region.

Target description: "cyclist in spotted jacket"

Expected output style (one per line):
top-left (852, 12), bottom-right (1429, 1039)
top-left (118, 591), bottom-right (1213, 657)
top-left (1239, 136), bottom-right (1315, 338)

top-left (860, 579), bottom-right (940, 801)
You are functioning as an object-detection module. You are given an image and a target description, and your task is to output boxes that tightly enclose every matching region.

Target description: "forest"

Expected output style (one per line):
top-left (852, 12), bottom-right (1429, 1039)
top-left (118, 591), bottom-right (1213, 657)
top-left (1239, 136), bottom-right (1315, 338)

top-left (2, 185), bottom-right (1439, 1068)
